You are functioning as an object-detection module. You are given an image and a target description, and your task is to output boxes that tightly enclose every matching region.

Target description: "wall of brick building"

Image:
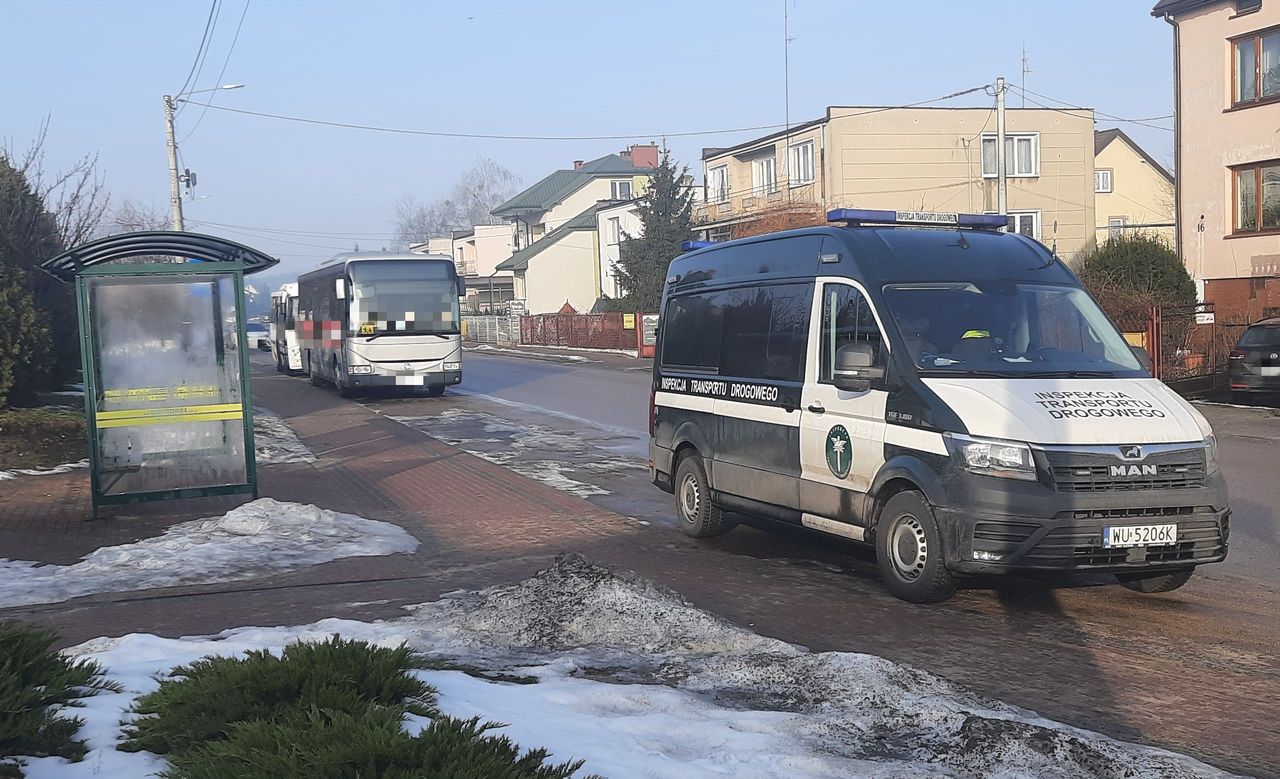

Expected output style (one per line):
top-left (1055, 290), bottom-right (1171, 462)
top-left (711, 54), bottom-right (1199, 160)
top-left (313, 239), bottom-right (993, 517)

top-left (1205, 277), bottom-right (1280, 325)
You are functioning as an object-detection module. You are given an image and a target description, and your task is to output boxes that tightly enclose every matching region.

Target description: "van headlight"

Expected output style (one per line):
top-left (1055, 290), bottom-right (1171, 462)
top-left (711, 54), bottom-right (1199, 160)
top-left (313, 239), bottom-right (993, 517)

top-left (945, 433), bottom-right (1037, 481)
top-left (1204, 434), bottom-right (1219, 474)
top-left (349, 365), bottom-right (373, 375)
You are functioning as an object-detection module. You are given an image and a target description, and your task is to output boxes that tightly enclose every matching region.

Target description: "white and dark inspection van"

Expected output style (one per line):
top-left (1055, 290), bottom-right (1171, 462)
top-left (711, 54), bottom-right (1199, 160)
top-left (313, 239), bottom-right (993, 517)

top-left (648, 210), bottom-right (1228, 603)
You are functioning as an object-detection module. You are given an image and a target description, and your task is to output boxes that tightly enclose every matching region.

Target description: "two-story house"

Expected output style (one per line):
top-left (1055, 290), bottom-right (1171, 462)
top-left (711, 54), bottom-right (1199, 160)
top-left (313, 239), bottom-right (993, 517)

top-left (1154, 0), bottom-right (1280, 319)
top-left (449, 224), bottom-right (516, 312)
top-left (696, 106), bottom-right (1097, 260)
top-left (493, 144), bottom-right (658, 313)
top-left (1093, 128), bottom-right (1176, 246)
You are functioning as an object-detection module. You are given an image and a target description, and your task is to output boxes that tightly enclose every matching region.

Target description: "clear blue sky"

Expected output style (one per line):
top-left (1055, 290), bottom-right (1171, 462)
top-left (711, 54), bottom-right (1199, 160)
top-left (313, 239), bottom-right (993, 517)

top-left (3, 0), bottom-right (1173, 275)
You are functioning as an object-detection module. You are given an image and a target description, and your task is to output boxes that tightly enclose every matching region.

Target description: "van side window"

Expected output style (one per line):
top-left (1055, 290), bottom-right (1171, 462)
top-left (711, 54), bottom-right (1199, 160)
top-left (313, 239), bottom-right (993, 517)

top-left (720, 283), bottom-right (812, 381)
top-left (660, 294), bottom-right (724, 371)
top-left (820, 284), bottom-right (883, 383)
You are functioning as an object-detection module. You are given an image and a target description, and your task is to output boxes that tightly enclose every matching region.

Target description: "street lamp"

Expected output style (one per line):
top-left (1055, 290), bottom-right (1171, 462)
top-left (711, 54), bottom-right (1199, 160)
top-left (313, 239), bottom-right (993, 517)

top-left (163, 84), bottom-right (244, 231)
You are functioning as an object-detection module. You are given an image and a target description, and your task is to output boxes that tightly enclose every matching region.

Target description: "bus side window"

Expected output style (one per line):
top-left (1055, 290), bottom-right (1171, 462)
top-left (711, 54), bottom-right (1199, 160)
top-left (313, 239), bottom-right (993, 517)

top-left (819, 284), bottom-right (883, 383)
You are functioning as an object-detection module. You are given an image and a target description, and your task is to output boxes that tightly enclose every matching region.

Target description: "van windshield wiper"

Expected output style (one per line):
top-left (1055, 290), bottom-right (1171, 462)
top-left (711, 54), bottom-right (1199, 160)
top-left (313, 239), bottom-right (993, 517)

top-left (1020, 370), bottom-right (1116, 378)
top-left (918, 368), bottom-right (1013, 378)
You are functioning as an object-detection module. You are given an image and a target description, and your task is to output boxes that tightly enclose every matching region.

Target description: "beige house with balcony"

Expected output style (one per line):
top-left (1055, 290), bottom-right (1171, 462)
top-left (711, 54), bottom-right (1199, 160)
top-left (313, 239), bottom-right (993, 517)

top-left (451, 224), bottom-right (515, 312)
top-left (1093, 128), bottom-right (1176, 246)
top-left (697, 106), bottom-right (1097, 260)
top-left (1154, 0), bottom-right (1280, 319)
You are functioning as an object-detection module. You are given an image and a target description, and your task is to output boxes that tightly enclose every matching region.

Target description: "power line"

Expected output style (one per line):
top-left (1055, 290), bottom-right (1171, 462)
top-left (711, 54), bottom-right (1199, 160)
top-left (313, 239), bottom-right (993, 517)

top-left (172, 1), bottom-right (220, 98)
top-left (177, 85), bottom-right (992, 142)
top-left (190, 218), bottom-right (400, 239)
top-left (181, 0), bottom-right (251, 143)
top-left (1008, 85), bottom-right (1173, 131)
top-left (188, 221), bottom-right (358, 250)
top-left (175, 0), bottom-right (222, 117)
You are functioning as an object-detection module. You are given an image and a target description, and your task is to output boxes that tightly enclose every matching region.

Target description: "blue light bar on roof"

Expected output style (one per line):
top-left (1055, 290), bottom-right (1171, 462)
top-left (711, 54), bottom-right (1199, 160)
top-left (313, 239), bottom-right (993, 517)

top-left (681, 240), bottom-right (718, 252)
top-left (827, 209), bottom-right (1009, 231)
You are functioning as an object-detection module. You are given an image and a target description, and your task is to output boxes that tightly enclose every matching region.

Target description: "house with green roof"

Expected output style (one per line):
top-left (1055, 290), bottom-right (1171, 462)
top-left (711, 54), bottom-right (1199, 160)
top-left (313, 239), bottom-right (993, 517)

top-left (491, 144), bottom-right (657, 313)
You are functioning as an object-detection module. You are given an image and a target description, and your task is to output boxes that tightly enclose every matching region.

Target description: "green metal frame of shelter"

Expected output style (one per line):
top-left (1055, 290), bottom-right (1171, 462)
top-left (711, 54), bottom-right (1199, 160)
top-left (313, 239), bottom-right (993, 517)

top-left (41, 231), bottom-right (279, 508)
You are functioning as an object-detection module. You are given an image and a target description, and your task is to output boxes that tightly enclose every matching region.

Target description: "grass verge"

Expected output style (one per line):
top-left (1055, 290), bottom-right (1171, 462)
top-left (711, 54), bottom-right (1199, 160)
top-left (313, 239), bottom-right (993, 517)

top-left (120, 635), bottom-right (594, 779)
top-left (0, 408), bottom-right (85, 472)
top-left (0, 622), bottom-right (121, 778)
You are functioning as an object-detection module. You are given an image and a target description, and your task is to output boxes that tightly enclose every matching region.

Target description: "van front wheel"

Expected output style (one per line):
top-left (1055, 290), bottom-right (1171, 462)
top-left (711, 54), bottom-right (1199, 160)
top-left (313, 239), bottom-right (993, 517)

top-left (673, 454), bottom-right (728, 538)
top-left (875, 491), bottom-right (956, 604)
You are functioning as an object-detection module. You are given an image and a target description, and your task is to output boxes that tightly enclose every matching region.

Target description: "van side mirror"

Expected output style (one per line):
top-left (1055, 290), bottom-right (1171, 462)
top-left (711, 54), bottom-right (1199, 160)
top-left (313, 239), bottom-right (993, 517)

top-left (1131, 345), bottom-right (1152, 372)
top-left (833, 342), bottom-right (884, 392)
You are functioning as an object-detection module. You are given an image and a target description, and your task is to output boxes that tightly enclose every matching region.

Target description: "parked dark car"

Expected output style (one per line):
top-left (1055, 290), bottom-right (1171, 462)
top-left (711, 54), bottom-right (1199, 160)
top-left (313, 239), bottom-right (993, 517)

top-left (1229, 316), bottom-right (1280, 403)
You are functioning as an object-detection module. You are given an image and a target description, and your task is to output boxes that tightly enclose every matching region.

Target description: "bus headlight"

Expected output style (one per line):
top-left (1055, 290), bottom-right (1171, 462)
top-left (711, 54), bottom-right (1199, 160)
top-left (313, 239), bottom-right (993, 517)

top-left (443, 361), bottom-right (461, 371)
top-left (349, 365), bottom-right (373, 375)
top-left (945, 433), bottom-right (1037, 481)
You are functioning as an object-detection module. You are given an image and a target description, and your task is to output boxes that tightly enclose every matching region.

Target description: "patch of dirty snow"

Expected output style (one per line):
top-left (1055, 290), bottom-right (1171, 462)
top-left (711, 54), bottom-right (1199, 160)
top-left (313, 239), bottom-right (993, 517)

top-left (0, 498), bottom-right (417, 608)
top-left (15, 556), bottom-right (1241, 779)
top-left (0, 459), bottom-right (88, 481)
top-left (391, 409), bottom-right (644, 499)
top-left (253, 409), bottom-right (316, 464)
top-left (464, 343), bottom-right (594, 362)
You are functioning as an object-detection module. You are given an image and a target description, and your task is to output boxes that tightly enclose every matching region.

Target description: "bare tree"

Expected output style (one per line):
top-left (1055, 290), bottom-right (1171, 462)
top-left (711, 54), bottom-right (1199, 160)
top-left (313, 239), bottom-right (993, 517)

top-left (394, 157), bottom-right (520, 248)
top-left (5, 117), bottom-right (109, 248)
top-left (102, 198), bottom-right (170, 235)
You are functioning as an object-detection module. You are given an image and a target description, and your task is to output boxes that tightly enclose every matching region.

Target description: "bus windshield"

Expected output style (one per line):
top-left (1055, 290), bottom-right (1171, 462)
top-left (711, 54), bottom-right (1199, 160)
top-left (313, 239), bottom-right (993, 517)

top-left (883, 282), bottom-right (1144, 377)
top-left (348, 260), bottom-right (460, 337)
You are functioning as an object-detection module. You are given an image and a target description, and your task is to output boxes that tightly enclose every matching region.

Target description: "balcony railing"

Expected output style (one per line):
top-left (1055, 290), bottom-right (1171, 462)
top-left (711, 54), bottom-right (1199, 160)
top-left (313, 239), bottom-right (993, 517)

top-left (695, 181), bottom-right (819, 223)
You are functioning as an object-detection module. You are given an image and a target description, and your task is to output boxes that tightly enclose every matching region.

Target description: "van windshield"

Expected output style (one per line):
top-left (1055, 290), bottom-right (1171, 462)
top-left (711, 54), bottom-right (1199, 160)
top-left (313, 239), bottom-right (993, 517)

top-left (883, 282), bottom-right (1144, 377)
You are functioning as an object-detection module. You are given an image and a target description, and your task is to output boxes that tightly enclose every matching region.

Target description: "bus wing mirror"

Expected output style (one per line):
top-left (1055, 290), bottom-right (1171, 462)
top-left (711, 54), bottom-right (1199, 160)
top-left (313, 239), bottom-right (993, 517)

top-left (832, 343), bottom-right (884, 392)
top-left (1131, 345), bottom-right (1151, 372)
top-left (335, 278), bottom-right (347, 300)
top-left (457, 275), bottom-right (466, 296)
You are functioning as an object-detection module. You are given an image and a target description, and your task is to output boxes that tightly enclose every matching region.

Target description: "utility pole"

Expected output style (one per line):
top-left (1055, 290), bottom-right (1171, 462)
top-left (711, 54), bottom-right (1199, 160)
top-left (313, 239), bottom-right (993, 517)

top-left (163, 95), bottom-right (184, 231)
top-left (995, 76), bottom-right (1008, 218)
top-left (782, 0), bottom-right (792, 202)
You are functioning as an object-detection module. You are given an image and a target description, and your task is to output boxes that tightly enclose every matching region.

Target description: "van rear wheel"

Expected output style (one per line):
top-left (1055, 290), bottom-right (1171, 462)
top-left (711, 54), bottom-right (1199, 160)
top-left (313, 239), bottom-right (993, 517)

top-left (1116, 568), bottom-right (1194, 593)
top-left (875, 491), bottom-right (956, 604)
top-left (673, 454), bottom-right (728, 538)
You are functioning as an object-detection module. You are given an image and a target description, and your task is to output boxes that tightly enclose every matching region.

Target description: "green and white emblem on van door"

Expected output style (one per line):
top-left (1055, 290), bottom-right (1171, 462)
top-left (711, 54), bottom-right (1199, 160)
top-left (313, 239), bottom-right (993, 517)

top-left (826, 425), bottom-right (852, 479)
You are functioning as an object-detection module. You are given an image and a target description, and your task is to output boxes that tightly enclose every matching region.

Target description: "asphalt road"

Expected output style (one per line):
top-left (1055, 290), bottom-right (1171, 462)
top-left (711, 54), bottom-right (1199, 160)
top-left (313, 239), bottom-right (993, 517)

top-left (452, 350), bottom-right (1280, 591)
top-left (306, 349), bottom-right (1280, 776)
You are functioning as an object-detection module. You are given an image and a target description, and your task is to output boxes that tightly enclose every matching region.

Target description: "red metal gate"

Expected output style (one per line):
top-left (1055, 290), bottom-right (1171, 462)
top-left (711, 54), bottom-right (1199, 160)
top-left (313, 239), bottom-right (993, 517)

top-left (520, 313), bottom-right (637, 351)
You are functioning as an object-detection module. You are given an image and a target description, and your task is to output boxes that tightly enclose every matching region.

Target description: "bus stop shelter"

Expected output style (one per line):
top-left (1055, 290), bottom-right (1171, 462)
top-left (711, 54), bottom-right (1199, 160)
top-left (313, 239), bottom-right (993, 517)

top-left (41, 231), bottom-right (279, 508)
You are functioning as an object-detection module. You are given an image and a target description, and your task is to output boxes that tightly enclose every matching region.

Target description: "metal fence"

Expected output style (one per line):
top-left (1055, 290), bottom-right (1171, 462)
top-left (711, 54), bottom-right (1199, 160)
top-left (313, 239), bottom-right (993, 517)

top-left (520, 312), bottom-right (639, 351)
top-left (1112, 302), bottom-right (1235, 396)
top-left (462, 315), bottom-right (520, 346)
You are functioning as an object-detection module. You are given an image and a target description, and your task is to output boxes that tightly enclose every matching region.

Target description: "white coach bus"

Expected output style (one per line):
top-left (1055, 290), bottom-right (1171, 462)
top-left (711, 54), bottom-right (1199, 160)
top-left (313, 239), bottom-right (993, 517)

top-left (270, 283), bottom-right (302, 373)
top-left (296, 252), bottom-right (463, 397)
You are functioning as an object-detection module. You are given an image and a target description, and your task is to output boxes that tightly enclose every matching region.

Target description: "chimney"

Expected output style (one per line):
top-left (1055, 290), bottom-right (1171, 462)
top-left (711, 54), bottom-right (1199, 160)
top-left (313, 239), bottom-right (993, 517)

top-left (627, 143), bottom-right (659, 169)
top-left (573, 160), bottom-right (584, 170)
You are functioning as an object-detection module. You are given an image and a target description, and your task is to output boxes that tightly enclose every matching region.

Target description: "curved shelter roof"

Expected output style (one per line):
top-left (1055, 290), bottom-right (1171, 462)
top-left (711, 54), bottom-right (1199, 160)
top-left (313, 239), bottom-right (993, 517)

top-left (40, 231), bottom-right (279, 282)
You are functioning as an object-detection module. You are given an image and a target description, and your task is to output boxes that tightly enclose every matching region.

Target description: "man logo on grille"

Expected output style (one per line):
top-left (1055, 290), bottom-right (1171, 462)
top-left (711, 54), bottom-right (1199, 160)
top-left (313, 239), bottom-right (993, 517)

top-left (1120, 445), bottom-right (1143, 460)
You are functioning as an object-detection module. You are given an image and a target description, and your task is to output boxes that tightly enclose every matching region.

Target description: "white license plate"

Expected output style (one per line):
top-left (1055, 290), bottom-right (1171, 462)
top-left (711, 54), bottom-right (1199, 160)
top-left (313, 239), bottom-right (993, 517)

top-left (1102, 524), bottom-right (1178, 548)
top-left (1262, 366), bottom-right (1280, 377)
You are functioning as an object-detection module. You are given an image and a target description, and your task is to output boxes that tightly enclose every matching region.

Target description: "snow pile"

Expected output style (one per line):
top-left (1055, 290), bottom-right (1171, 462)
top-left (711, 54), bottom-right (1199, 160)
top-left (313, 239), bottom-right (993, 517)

top-left (0, 498), bottom-right (417, 608)
top-left (253, 410), bottom-right (316, 464)
top-left (13, 556), bottom-right (1239, 779)
top-left (0, 459), bottom-right (88, 481)
top-left (392, 409), bottom-right (642, 499)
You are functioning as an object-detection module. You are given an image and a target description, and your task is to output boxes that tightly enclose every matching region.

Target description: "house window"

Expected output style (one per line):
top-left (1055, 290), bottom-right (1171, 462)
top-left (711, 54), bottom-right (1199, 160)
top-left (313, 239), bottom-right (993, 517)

top-left (1108, 217), bottom-right (1128, 240)
top-left (788, 141), bottom-right (815, 185)
top-left (981, 133), bottom-right (1040, 178)
top-left (989, 210), bottom-right (1041, 239)
top-left (1234, 160), bottom-right (1280, 233)
top-left (751, 156), bottom-right (777, 195)
top-left (707, 226), bottom-right (732, 242)
top-left (611, 180), bottom-right (633, 200)
top-left (1095, 169), bottom-right (1114, 193)
top-left (607, 216), bottom-right (622, 245)
top-left (1237, 0), bottom-right (1262, 13)
top-left (1233, 28), bottom-right (1280, 105)
top-left (708, 165), bottom-right (729, 203)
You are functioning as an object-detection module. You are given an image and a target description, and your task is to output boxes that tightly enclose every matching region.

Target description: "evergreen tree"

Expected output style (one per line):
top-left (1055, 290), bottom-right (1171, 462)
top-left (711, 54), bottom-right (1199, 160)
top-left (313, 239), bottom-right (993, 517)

top-left (613, 149), bottom-right (695, 312)
top-left (1077, 233), bottom-right (1196, 312)
top-left (0, 157), bottom-right (66, 406)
